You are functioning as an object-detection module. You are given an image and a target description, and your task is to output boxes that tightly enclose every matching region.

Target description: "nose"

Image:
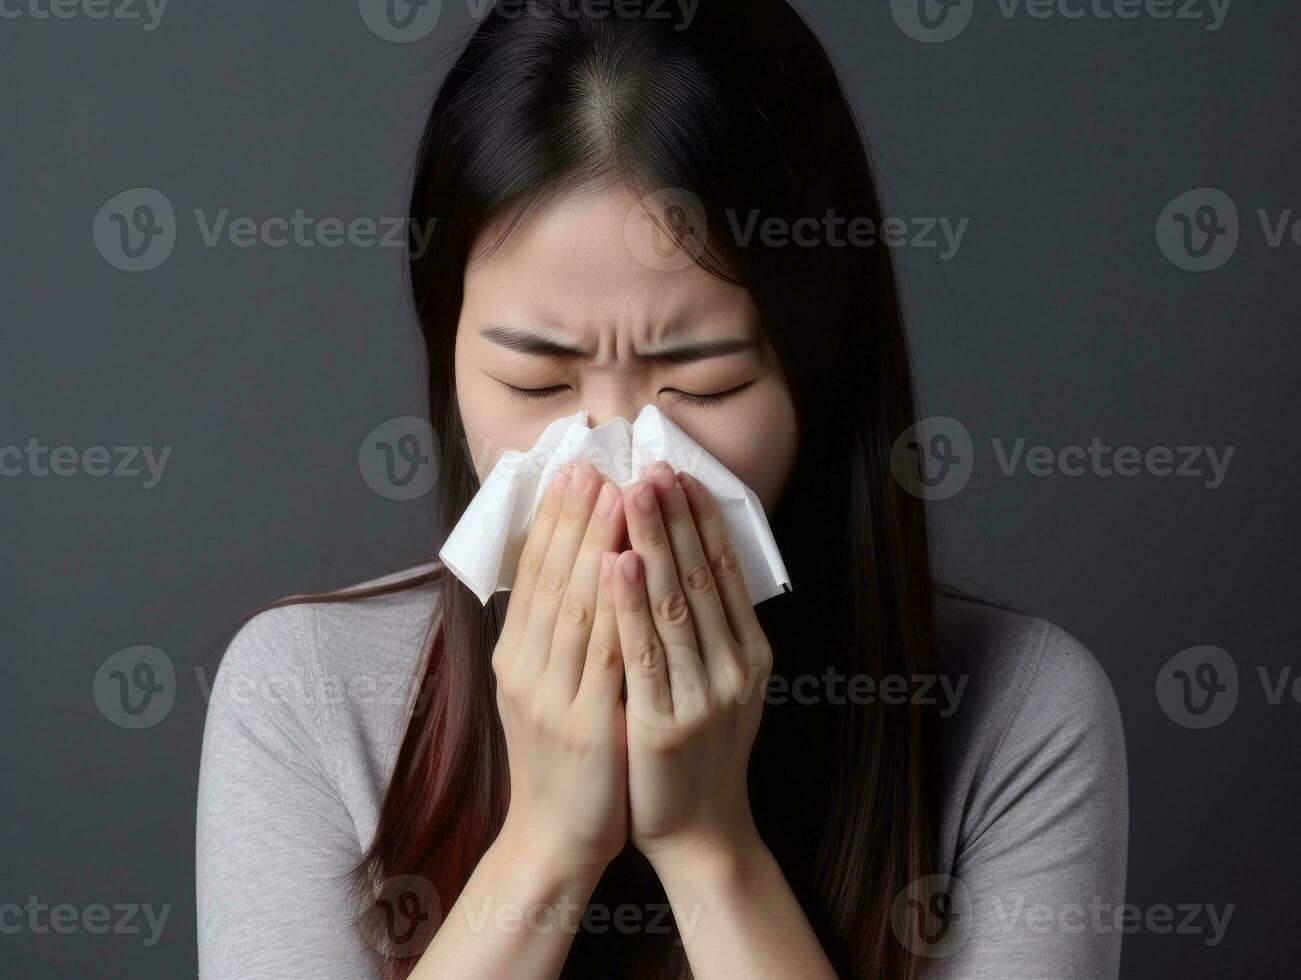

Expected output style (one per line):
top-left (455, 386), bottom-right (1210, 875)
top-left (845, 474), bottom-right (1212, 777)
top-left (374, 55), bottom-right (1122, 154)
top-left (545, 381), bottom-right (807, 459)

top-left (583, 401), bottom-right (645, 430)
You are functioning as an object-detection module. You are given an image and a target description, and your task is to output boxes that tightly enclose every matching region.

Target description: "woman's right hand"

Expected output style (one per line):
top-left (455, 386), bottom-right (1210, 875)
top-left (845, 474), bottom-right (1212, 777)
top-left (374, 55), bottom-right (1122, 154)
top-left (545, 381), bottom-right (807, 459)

top-left (490, 460), bottom-right (630, 879)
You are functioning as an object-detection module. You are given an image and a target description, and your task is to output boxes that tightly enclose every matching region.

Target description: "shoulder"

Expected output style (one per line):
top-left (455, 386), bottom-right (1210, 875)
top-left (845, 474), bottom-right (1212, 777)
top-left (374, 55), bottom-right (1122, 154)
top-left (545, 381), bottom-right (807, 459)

top-left (932, 592), bottom-right (1128, 855)
top-left (934, 591), bottom-right (1124, 761)
top-left (925, 596), bottom-right (1128, 976)
top-left (197, 566), bottom-right (443, 978)
top-left (204, 563), bottom-right (442, 770)
top-left (213, 562), bottom-right (440, 692)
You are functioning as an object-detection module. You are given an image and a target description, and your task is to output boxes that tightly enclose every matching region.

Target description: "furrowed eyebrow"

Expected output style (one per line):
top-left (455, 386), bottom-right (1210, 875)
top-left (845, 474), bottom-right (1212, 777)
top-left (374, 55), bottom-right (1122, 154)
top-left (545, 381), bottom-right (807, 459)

top-left (480, 326), bottom-right (755, 365)
top-left (641, 338), bottom-right (756, 365)
top-left (480, 326), bottom-right (587, 358)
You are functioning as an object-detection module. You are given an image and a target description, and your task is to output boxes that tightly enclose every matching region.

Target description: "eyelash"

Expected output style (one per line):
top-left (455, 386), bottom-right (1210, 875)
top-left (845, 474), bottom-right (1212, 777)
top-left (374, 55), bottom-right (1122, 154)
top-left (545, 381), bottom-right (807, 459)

top-left (503, 384), bottom-right (568, 403)
top-left (503, 382), bottom-right (751, 408)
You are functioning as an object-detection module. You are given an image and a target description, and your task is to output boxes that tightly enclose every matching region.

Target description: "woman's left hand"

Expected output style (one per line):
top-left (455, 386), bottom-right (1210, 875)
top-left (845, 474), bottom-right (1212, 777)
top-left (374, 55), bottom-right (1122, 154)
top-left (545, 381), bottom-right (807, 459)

top-left (612, 460), bottom-right (774, 869)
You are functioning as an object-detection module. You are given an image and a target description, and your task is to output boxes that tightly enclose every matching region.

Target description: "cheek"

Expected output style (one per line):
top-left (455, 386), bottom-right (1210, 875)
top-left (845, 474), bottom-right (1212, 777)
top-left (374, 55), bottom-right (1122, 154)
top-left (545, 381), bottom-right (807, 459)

top-left (456, 412), bottom-right (492, 487)
top-left (454, 344), bottom-right (508, 483)
top-left (455, 367), bottom-right (564, 483)
top-left (682, 389), bottom-right (797, 515)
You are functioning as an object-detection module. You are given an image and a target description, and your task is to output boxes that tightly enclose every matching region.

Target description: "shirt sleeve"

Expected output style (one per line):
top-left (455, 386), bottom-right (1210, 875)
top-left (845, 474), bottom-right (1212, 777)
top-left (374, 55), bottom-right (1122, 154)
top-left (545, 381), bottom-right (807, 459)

top-left (196, 604), bottom-right (382, 979)
top-left (924, 622), bottom-right (1130, 980)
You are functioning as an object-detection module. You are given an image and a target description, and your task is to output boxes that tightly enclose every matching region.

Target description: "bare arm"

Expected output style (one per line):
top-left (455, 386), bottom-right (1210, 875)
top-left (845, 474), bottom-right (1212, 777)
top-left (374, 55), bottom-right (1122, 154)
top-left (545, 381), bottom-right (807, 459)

top-left (412, 462), bottom-right (631, 978)
top-left (408, 834), bottom-right (603, 980)
top-left (608, 465), bottom-right (838, 980)
top-left (199, 463), bottom-right (630, 979)
top-left (649, 833), bottom-right (838, 980)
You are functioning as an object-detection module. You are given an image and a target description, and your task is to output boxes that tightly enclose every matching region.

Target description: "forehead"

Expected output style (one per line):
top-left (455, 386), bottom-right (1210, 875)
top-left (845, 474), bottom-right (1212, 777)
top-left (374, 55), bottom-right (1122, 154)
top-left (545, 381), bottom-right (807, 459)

top-left (463, 185), bottom-right (754, 344)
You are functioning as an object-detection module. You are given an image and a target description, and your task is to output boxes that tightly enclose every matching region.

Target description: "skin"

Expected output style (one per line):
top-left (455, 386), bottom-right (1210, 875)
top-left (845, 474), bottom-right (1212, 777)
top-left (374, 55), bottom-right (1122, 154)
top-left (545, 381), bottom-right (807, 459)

top-left (412, 187), bottom-right (834, 979)
top-left (453, 183), bottom-right (797, 516)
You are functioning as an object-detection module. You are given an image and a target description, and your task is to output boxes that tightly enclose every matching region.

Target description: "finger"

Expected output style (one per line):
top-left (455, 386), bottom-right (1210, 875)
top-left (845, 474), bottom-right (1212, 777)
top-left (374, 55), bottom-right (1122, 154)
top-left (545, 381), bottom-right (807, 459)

top-left (624, 475), bottom-right (708, 705)
top-left (516, 462), bottom-right (605, 684)
top-left (496, 462), bottom-right (571, 662)
top-left (612, 551), bottom-right (677, 729)
top-left (574, 551), bottom-right (625, 713)
top-left (644, 462), bottom-right (738, 686)
top-left (677, 471), bottom-right (766, 650)
top-left (547, 480), bottom-right (627, 701)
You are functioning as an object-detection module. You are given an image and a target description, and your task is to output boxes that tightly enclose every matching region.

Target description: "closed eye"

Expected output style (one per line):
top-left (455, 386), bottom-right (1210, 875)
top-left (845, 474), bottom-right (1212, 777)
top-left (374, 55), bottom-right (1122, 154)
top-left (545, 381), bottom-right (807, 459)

top-left (503, 383), bottom-right (570, 403)
top-left (500, 380), bottom-right (755, 407)
top-left (664, 380), bottom-right (755, 407)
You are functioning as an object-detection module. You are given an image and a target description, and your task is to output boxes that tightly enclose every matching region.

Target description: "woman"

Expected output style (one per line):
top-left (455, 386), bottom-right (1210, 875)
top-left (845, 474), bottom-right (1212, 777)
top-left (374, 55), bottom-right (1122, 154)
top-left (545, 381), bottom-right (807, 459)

top-left (196, 2), bottom-right (1128, 977)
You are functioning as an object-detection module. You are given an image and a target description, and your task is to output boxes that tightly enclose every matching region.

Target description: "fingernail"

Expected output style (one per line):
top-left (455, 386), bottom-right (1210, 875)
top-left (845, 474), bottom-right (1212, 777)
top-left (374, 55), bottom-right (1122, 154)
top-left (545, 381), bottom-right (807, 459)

top-left (596, 482), bottom-right (620, 518)
top-left (648, 461), bottom-right (675, 490)
top-left (677, 471), bottom-right (693, 490)
top-left (552, 463), bottom-right (572, 494)
top-left (634, 482), bottom-right (656, 514)
top-left (619, 552), bottom-right (642, 583)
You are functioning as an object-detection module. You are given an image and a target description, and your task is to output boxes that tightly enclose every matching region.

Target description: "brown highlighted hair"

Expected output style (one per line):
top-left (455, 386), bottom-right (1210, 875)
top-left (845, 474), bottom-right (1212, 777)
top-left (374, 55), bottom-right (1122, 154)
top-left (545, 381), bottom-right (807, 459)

top-left (262, 2), bottom-right (938, 976)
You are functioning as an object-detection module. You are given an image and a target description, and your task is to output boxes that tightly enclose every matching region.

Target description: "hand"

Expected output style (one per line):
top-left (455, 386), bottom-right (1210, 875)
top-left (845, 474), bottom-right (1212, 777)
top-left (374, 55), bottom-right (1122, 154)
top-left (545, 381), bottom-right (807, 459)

top-left (491, 461), bottom-right (631, 878)
top-left (612, 461), bottom-right (774, 870)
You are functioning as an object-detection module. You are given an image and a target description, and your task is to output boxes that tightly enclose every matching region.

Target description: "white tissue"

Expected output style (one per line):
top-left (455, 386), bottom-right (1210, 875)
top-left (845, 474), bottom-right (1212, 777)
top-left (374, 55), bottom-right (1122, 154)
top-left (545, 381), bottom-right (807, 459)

top-left (439, 404), bottom-right (791, 606)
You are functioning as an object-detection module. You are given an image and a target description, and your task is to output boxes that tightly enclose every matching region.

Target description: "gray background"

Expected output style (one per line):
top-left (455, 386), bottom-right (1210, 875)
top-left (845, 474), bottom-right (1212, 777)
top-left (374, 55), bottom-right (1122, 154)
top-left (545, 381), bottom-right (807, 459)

top-left (2, 1), bottom-right (1297, 976)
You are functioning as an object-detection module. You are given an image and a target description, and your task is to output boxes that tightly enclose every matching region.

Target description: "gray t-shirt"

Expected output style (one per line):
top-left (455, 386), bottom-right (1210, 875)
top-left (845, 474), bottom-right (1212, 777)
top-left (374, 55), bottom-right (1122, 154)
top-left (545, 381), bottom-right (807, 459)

top-left (196, 565), bottom-right (1128, 978)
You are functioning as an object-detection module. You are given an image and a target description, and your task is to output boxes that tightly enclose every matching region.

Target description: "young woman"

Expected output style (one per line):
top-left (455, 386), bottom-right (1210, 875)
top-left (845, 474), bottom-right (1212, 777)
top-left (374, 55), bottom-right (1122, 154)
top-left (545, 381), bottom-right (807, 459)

top-left (196, 2), bottom-right (1128, 977)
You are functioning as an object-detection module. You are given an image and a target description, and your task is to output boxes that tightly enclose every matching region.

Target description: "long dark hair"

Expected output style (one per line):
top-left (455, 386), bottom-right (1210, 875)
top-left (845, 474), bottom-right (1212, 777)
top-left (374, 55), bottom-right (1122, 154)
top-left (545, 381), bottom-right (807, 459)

top-left (277, 2), bottom-right (937, 976)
